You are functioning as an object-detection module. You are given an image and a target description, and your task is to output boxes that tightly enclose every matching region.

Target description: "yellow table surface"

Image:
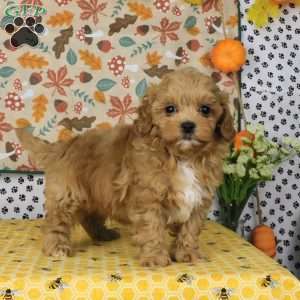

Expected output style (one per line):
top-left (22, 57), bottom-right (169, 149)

top-left (0, 219), bottom-right (299, 300)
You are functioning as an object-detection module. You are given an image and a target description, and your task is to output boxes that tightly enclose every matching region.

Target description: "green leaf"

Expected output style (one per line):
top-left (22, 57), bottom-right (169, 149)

top-left (66, 48), bottom-right (77, 65)
top-left (136, 79), bottom-right (147, 98)
top-left (184, 16), bottom-right (197, 29)
top-left (119, 36), bottom-right (136, 47)
top-left (96, 79), bottom-right (116, 91)
top-left (39, 116), bottom-right (57, 136)
top-left (0, 67), bottom-right (16, 78)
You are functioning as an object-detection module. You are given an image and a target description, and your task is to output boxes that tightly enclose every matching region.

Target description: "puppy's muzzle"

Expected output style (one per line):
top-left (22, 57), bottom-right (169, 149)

top-left (181, 121), bottom-right (196, 139)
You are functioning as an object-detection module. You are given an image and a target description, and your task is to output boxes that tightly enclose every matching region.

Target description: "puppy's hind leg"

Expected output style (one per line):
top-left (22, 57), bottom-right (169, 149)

top-left (80, 213), bottom-right (120, 243)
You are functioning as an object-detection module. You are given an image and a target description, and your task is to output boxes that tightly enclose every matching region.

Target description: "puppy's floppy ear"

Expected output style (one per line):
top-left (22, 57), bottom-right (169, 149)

top-left (216, 92), bottom-right (236, 141)
top-left (134, 84), bottom-right (158, 135)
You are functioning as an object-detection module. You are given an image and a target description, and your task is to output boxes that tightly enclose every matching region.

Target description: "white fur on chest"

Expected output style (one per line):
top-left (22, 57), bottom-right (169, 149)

top-left (168, 162), bottom-right (204, 224)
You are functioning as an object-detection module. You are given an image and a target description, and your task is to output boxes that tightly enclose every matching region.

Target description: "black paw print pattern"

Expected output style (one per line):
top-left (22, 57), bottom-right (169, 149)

top-left (0, 173), bottom-right (44, 220)
top-left (4, 16), bottom-right (45, 48)
top-left (239, 1), bottom-right (300, 278)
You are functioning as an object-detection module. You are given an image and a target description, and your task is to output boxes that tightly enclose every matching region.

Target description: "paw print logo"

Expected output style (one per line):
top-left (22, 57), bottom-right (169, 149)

top-left (4, 16), bottom-right (45, 48)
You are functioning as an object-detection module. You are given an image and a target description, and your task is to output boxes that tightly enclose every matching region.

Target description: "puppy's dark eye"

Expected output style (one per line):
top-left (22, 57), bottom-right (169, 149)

top-left (199, 105), bottom-right (211, 116)
top-left (165, 105), bottom-right (177, 115)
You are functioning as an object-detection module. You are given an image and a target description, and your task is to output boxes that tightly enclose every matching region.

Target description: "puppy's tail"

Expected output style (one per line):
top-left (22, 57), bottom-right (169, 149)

top-left (15, 128), bottom-right (61, 169)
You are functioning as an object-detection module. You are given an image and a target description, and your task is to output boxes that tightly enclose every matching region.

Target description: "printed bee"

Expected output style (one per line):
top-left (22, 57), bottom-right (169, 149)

top-left (177, 273), bottom-right (194, 285)
top-left (0, 289), bottom-right (18, 300)
top-left (109, 273), bottom-right (122, 282)
top-left (261, 275), bottom-right (278, 288)
top-left (212, 287), bottom-right (234, 300)
top-left (49, 277), bottom-right (69, 290)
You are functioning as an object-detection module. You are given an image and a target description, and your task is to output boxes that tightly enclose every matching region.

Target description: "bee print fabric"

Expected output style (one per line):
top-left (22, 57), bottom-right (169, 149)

top-left (0, 219), bottom-right (299, 299)
top-left (0, 0), bottom-right (238, 171)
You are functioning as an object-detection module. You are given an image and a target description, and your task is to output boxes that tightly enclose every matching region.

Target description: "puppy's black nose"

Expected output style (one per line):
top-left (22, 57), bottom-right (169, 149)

top-left (181, 121), bottom-right (196, 134)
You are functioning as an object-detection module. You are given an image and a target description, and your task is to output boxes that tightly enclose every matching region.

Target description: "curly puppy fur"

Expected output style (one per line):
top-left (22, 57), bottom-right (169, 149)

top-left (16, 67), bottom-right (235, 267)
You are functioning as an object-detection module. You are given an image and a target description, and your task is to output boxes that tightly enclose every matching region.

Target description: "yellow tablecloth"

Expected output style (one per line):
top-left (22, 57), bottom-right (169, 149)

top-left (0, 220), bottom-right (299, 300)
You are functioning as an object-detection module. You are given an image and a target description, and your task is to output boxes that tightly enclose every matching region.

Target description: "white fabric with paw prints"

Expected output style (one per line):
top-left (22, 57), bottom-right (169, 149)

top-left (237, 1), bottom-right (300, 277)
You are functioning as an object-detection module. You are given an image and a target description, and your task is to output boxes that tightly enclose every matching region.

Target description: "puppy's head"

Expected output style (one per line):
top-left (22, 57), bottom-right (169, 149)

top-left (135, 67), bottom-right (235, 151)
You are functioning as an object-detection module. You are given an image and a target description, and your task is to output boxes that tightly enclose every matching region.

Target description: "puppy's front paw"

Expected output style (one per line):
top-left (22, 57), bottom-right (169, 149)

top-left (43, 243), bottom-right (72, 257)
top-left (173, 247), bottom-right (201, 263)
top-left (140, 252), bottom-right (172, 267)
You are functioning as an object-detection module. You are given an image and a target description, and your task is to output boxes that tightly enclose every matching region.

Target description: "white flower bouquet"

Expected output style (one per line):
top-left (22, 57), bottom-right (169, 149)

top-left (217, 124), bottom-right (300, 230)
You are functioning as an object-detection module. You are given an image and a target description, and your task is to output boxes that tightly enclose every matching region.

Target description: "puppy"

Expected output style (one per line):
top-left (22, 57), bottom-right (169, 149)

top-left (16, 67), bottom-right (235, 267)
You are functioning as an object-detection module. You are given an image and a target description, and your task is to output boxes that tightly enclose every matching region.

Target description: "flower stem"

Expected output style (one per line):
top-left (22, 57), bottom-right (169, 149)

top-left (255, 186), bottom-right (263, 225)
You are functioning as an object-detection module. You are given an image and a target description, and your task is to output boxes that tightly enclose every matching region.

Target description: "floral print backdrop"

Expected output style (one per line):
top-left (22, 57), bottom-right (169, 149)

top-left (0, 0), bottom-right (238, 171)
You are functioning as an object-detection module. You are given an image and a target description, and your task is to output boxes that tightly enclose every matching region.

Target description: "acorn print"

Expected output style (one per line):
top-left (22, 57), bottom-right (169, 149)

top-left (135, 25), bottom-right (149, 36)
top-left (54, 100), bottom-right (68, 113)
top-left (76, 72), bottom-right (93, 83)
top-left (186, 40), bottom-right (202, 52)
top-left (97, 40), bottom-right (113, 53)
top-left (29, 72), bottom-right (43, 85)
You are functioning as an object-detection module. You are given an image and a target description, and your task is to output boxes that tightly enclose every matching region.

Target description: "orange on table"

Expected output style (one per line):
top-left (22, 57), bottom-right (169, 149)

top-left (251, 225), bottom-right (277, 258)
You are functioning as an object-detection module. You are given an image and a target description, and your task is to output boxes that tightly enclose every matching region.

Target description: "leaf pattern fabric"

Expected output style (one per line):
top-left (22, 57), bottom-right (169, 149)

top-left (77, 0), bottom-right (107, 25)
top-left (152, 18), bottom-right (181, 45)
top-left (0, 0), bottom-right (238, 170)
top-left (43, 66), bottom-right (74, 96)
